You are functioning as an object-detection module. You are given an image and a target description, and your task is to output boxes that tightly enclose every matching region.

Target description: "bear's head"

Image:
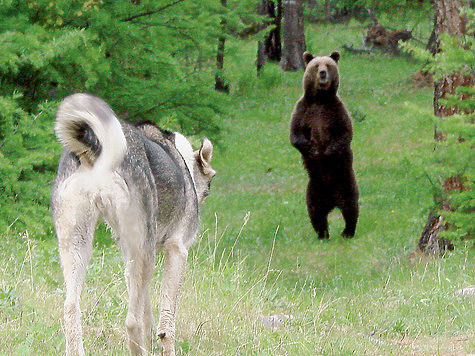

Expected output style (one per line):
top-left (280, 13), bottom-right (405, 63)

top-left (302, 51), bottom-right (340, 98)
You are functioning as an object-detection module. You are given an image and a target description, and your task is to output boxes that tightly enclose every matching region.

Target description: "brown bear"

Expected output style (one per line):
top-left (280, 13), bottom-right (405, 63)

top-left (290, 51), bottom-right (359, 239)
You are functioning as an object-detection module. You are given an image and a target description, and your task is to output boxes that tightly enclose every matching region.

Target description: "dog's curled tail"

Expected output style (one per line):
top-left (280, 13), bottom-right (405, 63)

top-left (55, 93), bottom-right (127, 173)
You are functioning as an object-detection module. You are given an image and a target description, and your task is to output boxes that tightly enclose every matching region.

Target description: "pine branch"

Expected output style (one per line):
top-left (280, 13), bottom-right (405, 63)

top-left (121, 0), bottom-right (187, 22)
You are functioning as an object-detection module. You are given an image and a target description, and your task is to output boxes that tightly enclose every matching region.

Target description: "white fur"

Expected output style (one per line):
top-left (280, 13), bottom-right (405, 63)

top-left (55, 93), bottom-right (127, 174)
top-left (53, 95), bottom-right (215, 356)
top-left (173, 132), bottom-right (195, 185)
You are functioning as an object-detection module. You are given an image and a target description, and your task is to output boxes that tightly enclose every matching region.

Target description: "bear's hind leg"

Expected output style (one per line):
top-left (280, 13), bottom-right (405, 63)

top-left (306, 188), bottom-right (331, 239)
top-left (309, 209), bottom-right (330, 239)
top-left (340, 199), bottom-right (358, 238)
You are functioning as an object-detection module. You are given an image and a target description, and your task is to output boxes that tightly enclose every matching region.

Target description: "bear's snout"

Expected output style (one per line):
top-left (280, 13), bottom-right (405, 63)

top-left (318, 70), bottom-right (327, 80)
top-left (317, 68), bottom-right (329, 84)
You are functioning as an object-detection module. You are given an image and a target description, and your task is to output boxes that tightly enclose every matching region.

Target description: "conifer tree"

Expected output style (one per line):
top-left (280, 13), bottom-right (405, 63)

top-left (0, 0), bottom-right (257, 234)
top-left (417, 4), bottom-right (474, 253)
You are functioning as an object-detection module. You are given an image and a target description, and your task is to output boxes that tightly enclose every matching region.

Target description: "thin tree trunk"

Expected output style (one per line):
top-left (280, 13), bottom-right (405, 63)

top-left (215, 0), bottom-right (229, 92)
top-left (257, 0), bottom-right (283, 75)
top-left (268, 0), bottom-right (282, 62)
top-left (257, 0), bottom-right (272, 75)
top-left (324, 0), bottom-right (331, 22)
top-left (280, 0), bottom-right (306, 71)
top-left (257, 42), bottom-right (266, 76)
top-left (426, 25), bottom-right (437, 54)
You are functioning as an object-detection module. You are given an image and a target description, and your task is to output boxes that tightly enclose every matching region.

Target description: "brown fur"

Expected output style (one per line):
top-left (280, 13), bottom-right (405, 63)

top-left (290, 51), bottom-right (359, 239)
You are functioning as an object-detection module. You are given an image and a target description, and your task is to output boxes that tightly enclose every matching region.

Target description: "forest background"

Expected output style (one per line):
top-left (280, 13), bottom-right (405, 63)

top-left (0, 0), bottom-right (473, 354)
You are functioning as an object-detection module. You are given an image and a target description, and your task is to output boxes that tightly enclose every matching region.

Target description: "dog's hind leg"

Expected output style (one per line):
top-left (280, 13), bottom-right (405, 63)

top-left (143, 283), bottom-right (154, 351)
top-left (54, 194), bottom-right (98, 356)
top-left (157, 238), bottom-right (189, 356)
top-left (119, 234), bottom-right (156, 355)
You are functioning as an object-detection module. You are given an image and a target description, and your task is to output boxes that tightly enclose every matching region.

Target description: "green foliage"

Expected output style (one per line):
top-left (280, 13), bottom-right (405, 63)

top-left (327, 0), bottom-right (431, 12)
top-left (0, 285), bottom-right (18, 312)
top-left (404, 8), bottom-right (474, 242)
top-left (0, 93), bottom-right (59, 234)
top-left (431, 10), bottom-right (473, 242)
top-left (305, 0), bottom-right (432, 24)
top-left (0, 21), bottom-right (474, 355)
top-left (0, 2), bottom-right (108, 233)
top-left (1, 0), bottom-right (266, 234)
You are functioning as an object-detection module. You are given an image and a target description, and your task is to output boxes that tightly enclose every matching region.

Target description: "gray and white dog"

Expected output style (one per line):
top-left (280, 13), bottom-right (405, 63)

top-left (50, 93), bottom-right (215, 355)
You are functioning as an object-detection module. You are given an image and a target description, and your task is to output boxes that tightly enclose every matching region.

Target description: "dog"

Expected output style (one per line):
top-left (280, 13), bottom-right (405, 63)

top-left (50, 93), bottom-right (216, 355)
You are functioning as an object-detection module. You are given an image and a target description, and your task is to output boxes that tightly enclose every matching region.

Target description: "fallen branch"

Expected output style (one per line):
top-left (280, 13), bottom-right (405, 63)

top-left (364, 23), bottom-right (412, 55)
top-left (342, 44), bottom-right (380, 54)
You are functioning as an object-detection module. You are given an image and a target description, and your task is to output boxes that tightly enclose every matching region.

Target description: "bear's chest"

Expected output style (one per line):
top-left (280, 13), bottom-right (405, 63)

top-left (305, 105), bottom-right (337, 145)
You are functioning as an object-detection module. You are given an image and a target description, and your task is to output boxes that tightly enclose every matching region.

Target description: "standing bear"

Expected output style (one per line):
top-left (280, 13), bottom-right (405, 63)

top-left (290, 51), bottom-right (359, 239)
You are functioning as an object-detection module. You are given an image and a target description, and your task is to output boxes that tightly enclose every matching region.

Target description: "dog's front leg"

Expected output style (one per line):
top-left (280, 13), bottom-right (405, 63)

top-left (157, 240), bottom-right (188, 356)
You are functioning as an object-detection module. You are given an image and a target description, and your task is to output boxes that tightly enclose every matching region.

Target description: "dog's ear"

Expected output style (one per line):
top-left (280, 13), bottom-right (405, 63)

top-left (330, 51), bottom-right (340, 64)
top-left (195, 137), bottom-right (213, 167)
top-left (303, 51), bottom-right (314, 66)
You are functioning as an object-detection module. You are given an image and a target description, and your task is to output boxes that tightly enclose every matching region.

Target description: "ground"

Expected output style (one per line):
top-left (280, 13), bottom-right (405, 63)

top-left (0, 22), bottom-right (473, 355)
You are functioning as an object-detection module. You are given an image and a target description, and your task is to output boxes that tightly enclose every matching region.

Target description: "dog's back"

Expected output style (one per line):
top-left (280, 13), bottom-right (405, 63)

top-left (51, 93), bottom-right (214, 355)
top-left (52, 94), bottom-right (199, 243)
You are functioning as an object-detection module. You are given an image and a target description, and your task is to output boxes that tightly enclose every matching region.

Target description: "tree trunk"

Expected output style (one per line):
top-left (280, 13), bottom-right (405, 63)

top-left (215, 0), bottom-right (229, 93)
top-left (418, 0), bottom-right (472, 255)
top-left (418, 212), bottom-right (454, 254)
top-left (280, 0), bottom-right (306, 71)
top-left (257, 43), bottom-right (266, 76)
top-left (268, 0), bottom-right (282, 62)
top-left (257, 0), bottom-right (283, 75)
top-left (257, 0), bottom-right (274, 75)
top-left (426, 25), bottom-right (437, 54)
top-left (324, 0), bottom-right (331, 22)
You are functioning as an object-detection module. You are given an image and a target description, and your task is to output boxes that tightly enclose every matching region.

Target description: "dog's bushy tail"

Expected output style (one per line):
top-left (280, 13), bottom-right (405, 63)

top-left (55, 93), bottom-right (127, 173)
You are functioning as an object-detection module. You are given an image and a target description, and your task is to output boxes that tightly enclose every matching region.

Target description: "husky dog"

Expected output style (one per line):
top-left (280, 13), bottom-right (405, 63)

top-left (50, 93), bottom-right (216, 356)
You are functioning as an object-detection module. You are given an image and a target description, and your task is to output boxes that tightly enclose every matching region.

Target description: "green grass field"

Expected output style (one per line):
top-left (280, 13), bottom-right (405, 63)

top-left (0, 23), bottom-right (473, 355)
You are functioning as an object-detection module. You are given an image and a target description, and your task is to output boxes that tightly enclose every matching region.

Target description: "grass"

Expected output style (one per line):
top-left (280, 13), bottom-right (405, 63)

top-left (0, 22), bottom-right (473, 355)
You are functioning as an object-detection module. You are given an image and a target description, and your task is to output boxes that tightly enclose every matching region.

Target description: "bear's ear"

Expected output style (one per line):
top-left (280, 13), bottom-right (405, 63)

top-left (303, 51), bottom-right (314, 66)
top-left (330, 51), bottom-right (340, 64)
